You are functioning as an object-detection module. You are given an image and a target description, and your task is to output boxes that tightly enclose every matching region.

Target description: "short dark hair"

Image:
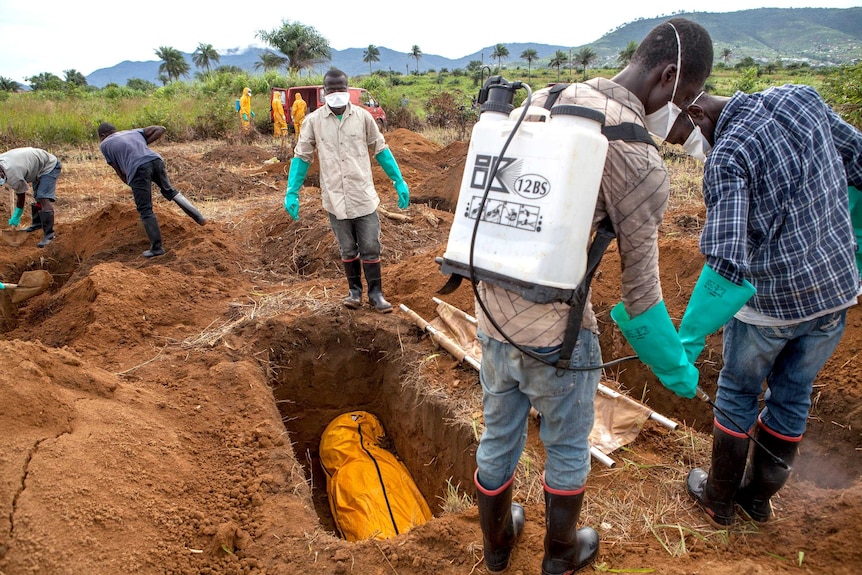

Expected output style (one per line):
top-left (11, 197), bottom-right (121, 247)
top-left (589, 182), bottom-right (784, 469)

top-left (633, 18), bottom-right (714, 85)
top-left (97, 122), bottom-right (116, 139)
top-left (324, 68), bottom-right (348, 83)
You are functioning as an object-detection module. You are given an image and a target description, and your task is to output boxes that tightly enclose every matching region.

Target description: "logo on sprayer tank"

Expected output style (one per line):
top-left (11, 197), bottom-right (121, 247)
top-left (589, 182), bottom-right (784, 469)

top-left (469, 154), bottom-right (549, 198)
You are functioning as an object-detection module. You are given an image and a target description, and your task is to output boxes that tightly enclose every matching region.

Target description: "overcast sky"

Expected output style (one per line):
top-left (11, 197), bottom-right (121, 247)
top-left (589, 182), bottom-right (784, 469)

top-left (1, 0), bottom-right (859, 83)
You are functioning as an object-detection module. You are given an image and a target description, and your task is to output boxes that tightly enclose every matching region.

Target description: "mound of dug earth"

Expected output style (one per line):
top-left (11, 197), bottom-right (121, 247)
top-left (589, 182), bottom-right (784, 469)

top-left (0, 132), bottom-right (860, 575)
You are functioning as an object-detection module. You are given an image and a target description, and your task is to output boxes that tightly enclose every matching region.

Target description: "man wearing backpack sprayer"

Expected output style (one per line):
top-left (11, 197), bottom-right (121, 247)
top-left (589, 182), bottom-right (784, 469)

top-left (471, 19), bottom-right (715, 575)
top-left (283, 68), bottom-right (409, 313)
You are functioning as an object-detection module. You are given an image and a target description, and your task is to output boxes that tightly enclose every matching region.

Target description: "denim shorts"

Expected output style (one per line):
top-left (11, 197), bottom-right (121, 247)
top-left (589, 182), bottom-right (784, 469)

top-left (715, 311), bottom-right (847, 438)
top-left (474, 328), bottom-right (601, 492)
top-left (33, 161), bottom-right (61, 202)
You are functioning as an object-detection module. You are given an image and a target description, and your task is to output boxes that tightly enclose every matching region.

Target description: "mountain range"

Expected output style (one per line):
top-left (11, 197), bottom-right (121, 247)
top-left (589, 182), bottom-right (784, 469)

top-left (86, 7), bottom-right (862, 88)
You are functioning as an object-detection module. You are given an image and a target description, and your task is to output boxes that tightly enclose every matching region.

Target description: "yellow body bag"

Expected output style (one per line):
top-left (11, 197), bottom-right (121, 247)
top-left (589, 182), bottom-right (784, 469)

top-left (319, 411), bottom-right (432, 541)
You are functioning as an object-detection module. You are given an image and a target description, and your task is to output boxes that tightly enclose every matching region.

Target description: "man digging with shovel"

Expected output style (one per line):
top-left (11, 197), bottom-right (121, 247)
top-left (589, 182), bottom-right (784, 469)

top-left (98, 123), bottom-right (206, 258)
top-left (0, 147), bottom-right (62, 248)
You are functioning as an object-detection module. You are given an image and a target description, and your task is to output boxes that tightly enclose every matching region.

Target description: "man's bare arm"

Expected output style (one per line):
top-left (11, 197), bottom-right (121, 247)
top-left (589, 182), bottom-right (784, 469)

top-left (142, 126), bottom-right (167, 145)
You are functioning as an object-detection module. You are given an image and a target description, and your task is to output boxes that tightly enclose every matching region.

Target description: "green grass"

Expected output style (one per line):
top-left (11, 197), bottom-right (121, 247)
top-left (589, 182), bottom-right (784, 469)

top-left (1, 64), bottom-right (857, 149)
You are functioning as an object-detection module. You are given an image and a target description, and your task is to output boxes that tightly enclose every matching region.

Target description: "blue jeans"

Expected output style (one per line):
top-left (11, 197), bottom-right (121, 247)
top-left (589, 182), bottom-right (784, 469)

top-left (327, 210), bottom-right (381, 261)
top-left (715, 311), bottom-right (847, 438)
top-left (475, 328), bottom-right (601, 492)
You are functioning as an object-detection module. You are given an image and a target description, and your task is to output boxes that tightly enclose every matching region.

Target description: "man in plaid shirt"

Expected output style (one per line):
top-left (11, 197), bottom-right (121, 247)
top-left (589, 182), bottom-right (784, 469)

top-left (667, 85), bottom-right (862, 526)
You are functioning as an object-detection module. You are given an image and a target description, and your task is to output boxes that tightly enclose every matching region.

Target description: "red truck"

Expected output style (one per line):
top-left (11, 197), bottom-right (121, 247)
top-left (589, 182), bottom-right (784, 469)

top-left (271, 86), bottom-right (388, 133)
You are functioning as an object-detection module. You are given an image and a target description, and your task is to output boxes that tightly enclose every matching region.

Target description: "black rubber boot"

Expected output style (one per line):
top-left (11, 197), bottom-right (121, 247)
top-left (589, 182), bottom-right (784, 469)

top-left (141, 216), bottom-right (165, 258)
top-left (542, 480), bottom-right (599, 575)
top-left (24, 203), bottom-right (42, 232)
top-left (735, 421), bottom-right (799, 523)
top-left (686, 421), bottom-right (749, 526)
top-left (37, 209), bottom-right (55, 248)
top-left (172, 192), bottom-right (206, 225)
top-left (342, 258), bottom-right (363, 309)
top-left (362, 260), bottom-right (392, 313)
top-left (475, 470), bottom-right (524, 573)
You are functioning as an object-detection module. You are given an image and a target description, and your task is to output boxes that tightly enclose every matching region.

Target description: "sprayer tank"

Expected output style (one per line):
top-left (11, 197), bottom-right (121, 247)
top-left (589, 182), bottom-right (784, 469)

top-left (440, 104), bottom-right (609, 304)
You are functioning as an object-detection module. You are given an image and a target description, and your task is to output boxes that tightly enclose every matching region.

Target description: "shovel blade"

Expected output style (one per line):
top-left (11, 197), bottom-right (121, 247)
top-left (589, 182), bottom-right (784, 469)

top-left (10, 270), bottom-right (52, 303)
top-left (1, 228), bottom-right (29, 247)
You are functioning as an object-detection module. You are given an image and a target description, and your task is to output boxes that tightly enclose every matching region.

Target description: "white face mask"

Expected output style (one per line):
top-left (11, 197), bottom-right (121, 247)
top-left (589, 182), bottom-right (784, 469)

top-left (682, 123), bottom-right (712, 162)
top-left (644, 22), bottom-right (683, 142)
top-left (681, 91), bottom-right (711, 161)
top-left (325, 92), bottom-right (350, 108)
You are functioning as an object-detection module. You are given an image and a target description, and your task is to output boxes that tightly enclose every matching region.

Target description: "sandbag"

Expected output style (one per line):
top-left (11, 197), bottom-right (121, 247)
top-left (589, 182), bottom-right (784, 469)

top-left (320, 411), bottom-right (432, 541)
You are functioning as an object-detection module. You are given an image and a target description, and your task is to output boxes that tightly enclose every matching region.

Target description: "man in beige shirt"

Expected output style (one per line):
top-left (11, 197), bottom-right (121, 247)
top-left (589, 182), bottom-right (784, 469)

top-left (284, 69), bottom-right (409, 313)
top-left (472, 18), bottom-right (714, 575)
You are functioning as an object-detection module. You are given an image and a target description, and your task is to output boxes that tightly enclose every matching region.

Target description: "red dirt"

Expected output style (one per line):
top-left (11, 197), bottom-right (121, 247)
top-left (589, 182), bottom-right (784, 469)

top-left (0, 129), bottom-right (860, 575)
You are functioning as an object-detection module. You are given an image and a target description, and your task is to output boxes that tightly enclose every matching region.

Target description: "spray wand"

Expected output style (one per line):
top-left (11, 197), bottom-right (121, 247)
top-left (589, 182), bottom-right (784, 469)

top-left (695, 386), bottom-right (789, 469)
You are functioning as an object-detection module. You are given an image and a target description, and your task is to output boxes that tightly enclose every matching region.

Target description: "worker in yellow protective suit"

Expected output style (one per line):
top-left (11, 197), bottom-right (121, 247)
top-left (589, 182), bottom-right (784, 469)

top-left (291, 93), bottom-right (307, 141)
top-left (272, 92), bottom-right (288, 137)
top-left (239, 87), bottom-right (254, 131)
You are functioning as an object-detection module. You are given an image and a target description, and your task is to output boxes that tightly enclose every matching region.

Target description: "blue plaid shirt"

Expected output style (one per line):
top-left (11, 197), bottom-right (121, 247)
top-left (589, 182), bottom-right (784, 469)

top-left (700, 85), bottom-right (862, 320)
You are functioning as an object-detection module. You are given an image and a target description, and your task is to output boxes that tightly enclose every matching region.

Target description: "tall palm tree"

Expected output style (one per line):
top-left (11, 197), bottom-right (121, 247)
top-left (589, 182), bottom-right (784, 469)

top-left (26, 72), bottom-right (63, 91)
top-left (722, 47), bottom-right (733, 64)
top-left (257, 20), bottom-right (332, 76)
top-left (255, 51), bottom-right (288, 72)
top-left (520, 49), bottom-right (538, 83)
top-left (155, 46), bottom-right (190, 84)
top-left (492, 44), bottom-right (509, 72)
top-left (63, 69), bottom-right (87, 87)
top-left (618, 41), bottom-right (638, 67)
top-left (363, 45), bottom-right (381, 75)
top-left (192, 43), bottom-right (220, 73)
top-left (549, 50), bottom-right (568, 82)
top-left (575, 46), bottom-right (597, 81)
top-left (409, 45), bottom-right (422, 74)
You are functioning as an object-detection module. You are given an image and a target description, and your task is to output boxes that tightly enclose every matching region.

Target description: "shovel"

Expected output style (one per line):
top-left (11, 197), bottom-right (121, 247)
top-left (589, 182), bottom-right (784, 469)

top-left (0, 270), bottom-right (53, 303)
top-left (2, 190), bottom-right (28, 247)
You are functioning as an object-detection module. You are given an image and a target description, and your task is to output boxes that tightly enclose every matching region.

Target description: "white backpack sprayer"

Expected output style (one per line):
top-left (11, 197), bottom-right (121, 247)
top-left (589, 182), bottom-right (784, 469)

top-left (439, 76), bottom-right (608, 305)
top-left (437, 76), bottom-right (625, 373)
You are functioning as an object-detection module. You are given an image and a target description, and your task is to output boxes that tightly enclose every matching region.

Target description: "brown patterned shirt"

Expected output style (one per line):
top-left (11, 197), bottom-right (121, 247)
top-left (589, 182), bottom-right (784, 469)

top-left (477, 78), bottom-right (668, 347)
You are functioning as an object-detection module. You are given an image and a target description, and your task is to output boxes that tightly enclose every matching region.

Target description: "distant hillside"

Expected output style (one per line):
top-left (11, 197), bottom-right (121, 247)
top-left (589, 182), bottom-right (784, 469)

top-left (86, 7), bottom-right (862, 88)
top-left (591, 8), bottom-right (862, 66)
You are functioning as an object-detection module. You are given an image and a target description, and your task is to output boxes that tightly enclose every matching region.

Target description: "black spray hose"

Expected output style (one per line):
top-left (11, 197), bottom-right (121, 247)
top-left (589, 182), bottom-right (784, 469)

top-left (467, 81), bottom-right (638, 373)
top-left (695, 387), bottom-right (789, 469)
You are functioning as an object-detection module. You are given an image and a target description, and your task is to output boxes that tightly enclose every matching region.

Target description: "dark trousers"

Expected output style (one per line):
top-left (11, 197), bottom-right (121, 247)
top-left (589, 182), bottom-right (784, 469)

top-left (128, 158), bottom-right (178, 219)
top-left (327, 210), bottom-right (382, 262)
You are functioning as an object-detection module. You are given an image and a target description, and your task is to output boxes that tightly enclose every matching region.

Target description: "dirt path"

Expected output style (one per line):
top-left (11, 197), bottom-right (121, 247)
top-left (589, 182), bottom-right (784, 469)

top-left (0, 132), bottom-right (860, 575)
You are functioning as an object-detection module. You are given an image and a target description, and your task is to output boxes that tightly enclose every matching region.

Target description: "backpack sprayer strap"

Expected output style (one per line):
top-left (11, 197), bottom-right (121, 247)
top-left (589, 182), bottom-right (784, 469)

top-left (555, 217), bottom-right (616, 372)
top-left (601, 123), bottom-right (658, 149)
top-left (543, 83), bottom-right (658, 150)
top-left (544, 83), bottom-right (570, 110)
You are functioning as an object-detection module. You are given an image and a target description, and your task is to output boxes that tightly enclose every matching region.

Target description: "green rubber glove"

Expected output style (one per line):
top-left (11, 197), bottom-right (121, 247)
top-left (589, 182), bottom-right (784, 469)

top-left (611, 300), bottom-right (699, 399)
top-left (395, 180), bottom-right (410, 209)
top-left (678, 264), bottom-right (756, 363)
top-left (0, 283), bottom-right (5, 290)
top-left (242, 113), bottom-right (249, 122)
top-left (284, 157), bottom-right (310, 221)
top-left (848, 186), bottom-right (862, 278)
top-left (375, 148), bottom-right (409, 209)
top-left (251, 111), bottom-right (256, 118)
top-left (8, 207), bottom-right (23, 227)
